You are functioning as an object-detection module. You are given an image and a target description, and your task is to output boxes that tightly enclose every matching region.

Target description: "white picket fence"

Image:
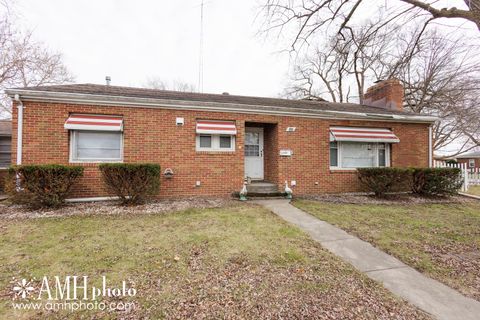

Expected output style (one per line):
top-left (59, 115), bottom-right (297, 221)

top-left (433, 160), bottom-right (480, 192)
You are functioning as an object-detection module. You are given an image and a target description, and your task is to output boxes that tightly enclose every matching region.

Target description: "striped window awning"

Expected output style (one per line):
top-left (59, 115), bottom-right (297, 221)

top-left (64, 114), bottom-right (123, 131)
top-left (330, 126), bottom-right (399, 143)
top-left (196, 120), bottom-right (237, 135)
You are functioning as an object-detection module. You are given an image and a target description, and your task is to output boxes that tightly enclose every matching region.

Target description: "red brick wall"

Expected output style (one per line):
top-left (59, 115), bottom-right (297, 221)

top-left (275, 118), bottom-right (429, 194)
top-left (11, 101), bottom-right (431, 198)
top-left (262, 123), bottom-right (279, 184)
top-left (458, 158), bottom-right (480, 169)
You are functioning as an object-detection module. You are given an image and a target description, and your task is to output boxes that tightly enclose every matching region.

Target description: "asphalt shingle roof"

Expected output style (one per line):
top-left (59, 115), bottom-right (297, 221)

top-left (457, 151), bottom-right (480, 159)
top-left (12, 83), bottom-right (417, 116)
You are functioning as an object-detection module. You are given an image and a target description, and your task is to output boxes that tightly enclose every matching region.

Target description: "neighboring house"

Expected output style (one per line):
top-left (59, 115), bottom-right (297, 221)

top-left (0, 119), bottom-right (12, 192)
top-left (5, 79), bottom-right (436, 199)
top-left (456, 152), bottom-right (480, 170)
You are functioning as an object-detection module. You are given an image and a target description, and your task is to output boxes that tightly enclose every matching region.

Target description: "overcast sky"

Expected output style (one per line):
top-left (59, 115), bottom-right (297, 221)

top-left (12, 0), bottom-right (477, 100)
top-left (13, 0), bottom-right (291, 97)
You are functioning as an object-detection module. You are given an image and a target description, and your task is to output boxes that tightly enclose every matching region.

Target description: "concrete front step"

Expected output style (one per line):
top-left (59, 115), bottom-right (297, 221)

top-left (245, 192), bottom-right (286, 198)
top-left (232, 191), bottom-right (287, 199)
top-left (246, 181), bottom-right (279, 194)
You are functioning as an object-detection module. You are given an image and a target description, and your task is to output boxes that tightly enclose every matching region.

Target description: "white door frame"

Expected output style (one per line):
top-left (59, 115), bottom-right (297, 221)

top-left (244, 127), bottom-right (264, 180)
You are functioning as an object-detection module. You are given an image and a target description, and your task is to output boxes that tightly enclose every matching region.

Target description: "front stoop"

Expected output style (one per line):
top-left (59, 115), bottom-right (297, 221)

top-left (246, 181), bottom-right (279, 194)
top-left (234, 181), bottom-right (286, 199)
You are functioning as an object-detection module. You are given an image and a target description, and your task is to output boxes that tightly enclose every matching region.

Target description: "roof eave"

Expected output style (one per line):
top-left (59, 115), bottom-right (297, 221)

top-left (5, 88), bottom-right (438, 124)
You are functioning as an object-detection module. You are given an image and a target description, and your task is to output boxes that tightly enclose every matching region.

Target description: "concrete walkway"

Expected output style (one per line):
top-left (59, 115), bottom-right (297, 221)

top-left (459, 192), bottom-right (480, 200)
top-left (255, 199), bottom-right (480, 320)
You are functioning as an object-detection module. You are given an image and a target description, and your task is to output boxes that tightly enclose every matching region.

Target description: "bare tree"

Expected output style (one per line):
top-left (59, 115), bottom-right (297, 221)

top-left (143, 77), bottom-right (197, 92)
top-left (0, 0), bottom-right (73, 117)
top-left (393, 34), bottom-right (480, 155)
top-left (401, 0), bottom-right (480, 29)
top-left (284, 19), bottom-right (394, 103)
top-left (286, 23), bottom-right (480, 156)
top-left (284, 46), bottom-right (351, 102)
top-left (260, 0), bottom-right (480, 51)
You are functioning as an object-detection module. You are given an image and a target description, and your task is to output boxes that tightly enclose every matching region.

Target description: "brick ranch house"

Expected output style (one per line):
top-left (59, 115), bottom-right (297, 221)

top-left (6, 79), bottom-right (436, 200)
top-left (456, 151), bottom-right (480, 170)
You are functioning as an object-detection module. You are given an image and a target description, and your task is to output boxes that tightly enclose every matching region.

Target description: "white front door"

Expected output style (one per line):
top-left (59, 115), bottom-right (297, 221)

top-left (245, 127), bottom-right (264, 180)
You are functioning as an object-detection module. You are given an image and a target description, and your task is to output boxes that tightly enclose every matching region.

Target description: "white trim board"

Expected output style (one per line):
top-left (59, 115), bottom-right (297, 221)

top-left (6, 89), bottom-right (438, 124)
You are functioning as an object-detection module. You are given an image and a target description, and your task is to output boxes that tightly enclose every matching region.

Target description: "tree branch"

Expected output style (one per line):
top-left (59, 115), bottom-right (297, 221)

top-left (400, 0), bottom-right (480, 29)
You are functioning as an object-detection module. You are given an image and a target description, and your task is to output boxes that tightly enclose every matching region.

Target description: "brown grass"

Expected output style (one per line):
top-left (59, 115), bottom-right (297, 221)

top-left (0, 203), bottom-right (429, 319)
top-left (294, 199), bottom-right (480, 301)
top-left (466, 185), bottom-right (480, 196)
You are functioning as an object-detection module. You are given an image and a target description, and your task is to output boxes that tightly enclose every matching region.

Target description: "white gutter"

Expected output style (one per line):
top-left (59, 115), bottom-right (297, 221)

top-left (14, 94), bottom-right (23, 165)
top-left (6, 89), bottom-right (438, 124)
top-left (429, 125), bottom-right (433, 167)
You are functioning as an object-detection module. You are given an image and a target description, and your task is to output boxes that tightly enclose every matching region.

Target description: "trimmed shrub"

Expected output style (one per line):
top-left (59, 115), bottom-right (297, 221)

top-left (411, 168), bottom-right (463, 196)
top-left (6, 164), bottom-right (84, 208)
top-left (445, 159), bottom-right (458, 165)
top-left (357, 167), bottom-right (411, 197)
top-left (99, 163), bottom-right (161, 205)
top-left (0, 169), bottom-right (7, 193)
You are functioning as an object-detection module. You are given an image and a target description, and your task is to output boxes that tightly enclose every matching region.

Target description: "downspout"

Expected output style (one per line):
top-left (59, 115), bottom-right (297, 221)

top-left (14, 94), bottom-right (23, 165)
top-left (428, 125), bottom-right (433, 167)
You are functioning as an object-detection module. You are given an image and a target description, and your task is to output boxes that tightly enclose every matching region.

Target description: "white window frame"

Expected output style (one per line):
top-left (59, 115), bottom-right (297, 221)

top-left (469, 159), bottom-right (475, 168)
top-left (196, 134), bottom-right (235, 152)
top-left (70, 130), bottom-right (124, 163)
top-left (330, 142), bottom-right (390, 170)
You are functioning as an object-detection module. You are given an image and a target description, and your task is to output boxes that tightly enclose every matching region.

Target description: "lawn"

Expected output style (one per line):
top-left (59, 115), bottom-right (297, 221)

top-left (467, 185), bottom-right (480, 196)
top-left (294, 199), bottom-right (480, 301)
top-left (0, 203), bottom-right (429, 319)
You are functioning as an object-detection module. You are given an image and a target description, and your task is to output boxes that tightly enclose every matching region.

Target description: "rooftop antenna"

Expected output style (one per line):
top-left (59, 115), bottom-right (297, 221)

top-left (198, 0), bottom-right (204, 93)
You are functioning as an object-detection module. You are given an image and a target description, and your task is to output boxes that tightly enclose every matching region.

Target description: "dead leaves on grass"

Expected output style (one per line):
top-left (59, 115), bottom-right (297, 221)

top-left (423, 242), bottom-right (480, 300)
top-left (158, 250), bottom-right (429, 319)
top-left (0, 198), bottom-right (236, 219)
top-left (302, 194), bottom-right (474, 205)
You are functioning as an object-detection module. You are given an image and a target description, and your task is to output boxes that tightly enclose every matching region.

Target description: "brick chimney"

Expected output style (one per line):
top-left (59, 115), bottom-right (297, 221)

top-left (363, 79), bottom-right (403, 112)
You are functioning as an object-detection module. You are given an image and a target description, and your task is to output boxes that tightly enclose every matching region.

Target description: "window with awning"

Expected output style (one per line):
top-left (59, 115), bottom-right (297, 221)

top-left (196, 120), bottom-right (237, 135)
top-left (65, 114), bottom-right (123, 162)
top-left (64, 114), bottom-right (123, 131)
top-left (195, 120), bottom-right (236, 152)
top-left (329, 127), bottom-right (396, 169)
top-left (330, 126), bottom-right (399, 143)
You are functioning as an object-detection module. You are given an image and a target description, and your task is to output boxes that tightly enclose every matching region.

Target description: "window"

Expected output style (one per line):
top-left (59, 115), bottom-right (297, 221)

top-left (0, 136), bottom-right (11, 168)
top-left (330, 142), bottom-right (390, 169)
top-left (329, 142), bottom-right (338, 167)
top-left (245, 131), bottom-right (260, 156)
top-left (219, 135), bottom-right (232, 149)
top-left (469, 159), bottom-right (475, 168)
top-left (196, 134), bottom-right (235, 151)
top-left (378, 143), bottom-right (386, 167)
top-left (199, 135), bottom-right (212, 148)
top-left (70, 131), bottom-right (123, 162)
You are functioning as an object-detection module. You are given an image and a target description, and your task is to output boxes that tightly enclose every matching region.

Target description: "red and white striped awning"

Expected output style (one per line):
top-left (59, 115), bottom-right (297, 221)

top-left (64, 114), bottom-right (123, 131)
top-left (196, 120), bottom-right (237, 135)
top-left (330, 126), bottom-right (399, 143)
